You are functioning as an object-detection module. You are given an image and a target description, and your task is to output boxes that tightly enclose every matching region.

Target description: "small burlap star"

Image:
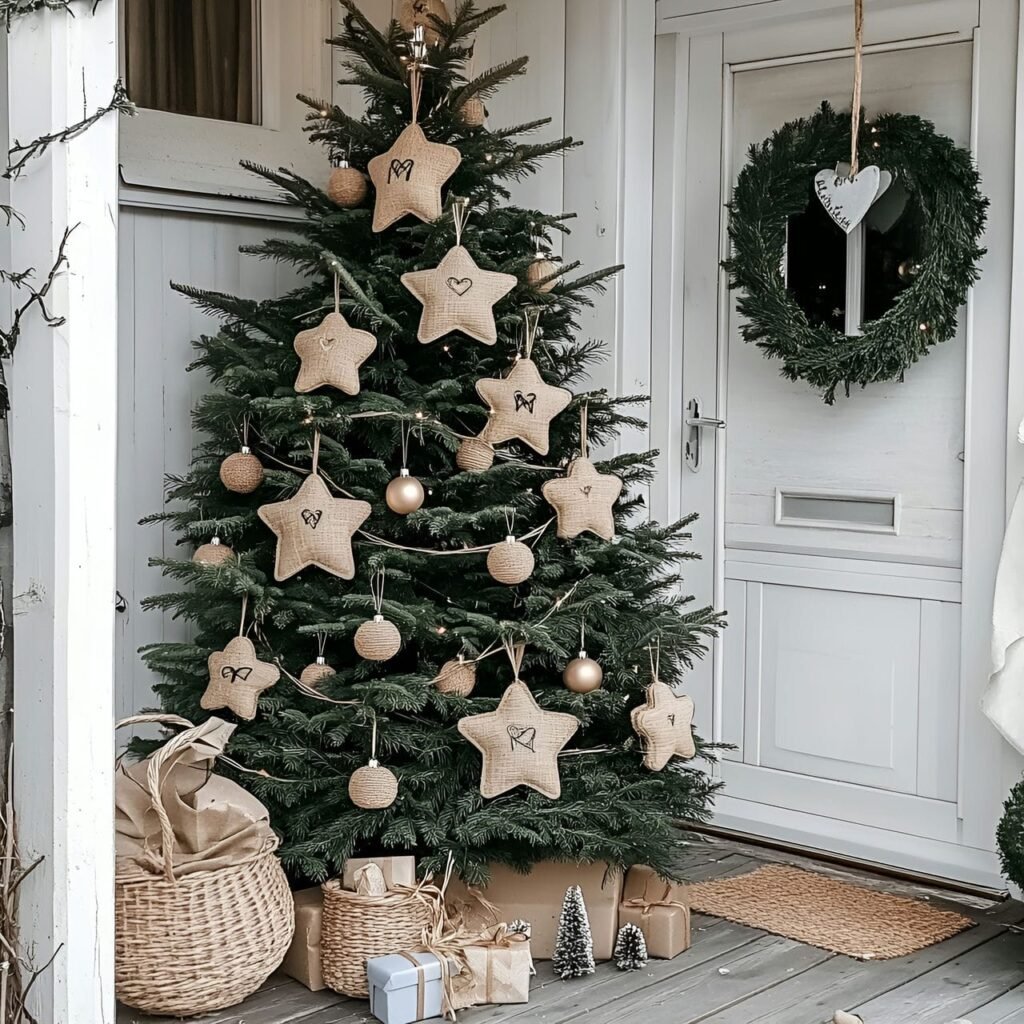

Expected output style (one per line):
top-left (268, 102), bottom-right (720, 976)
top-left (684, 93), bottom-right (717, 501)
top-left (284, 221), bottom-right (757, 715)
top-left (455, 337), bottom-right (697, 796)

top-left (476, 358), bottom-right (572, 456)
top-left (201, 635), bottom-right (280, 721)
top-left (542, 457), bottom-right (623, 541)
top-left (401, 244), bottom-right (517, 345)
top-left (630, 680), bottom-right (696, 771)
top-left (367, 123), bottom-right (461, 232)
top-left (258, 472), bottom-right (371, 581)
top-left (458, 679), bottom-right (579, 799)
top-left (293, 312), bottom-right (377, 396)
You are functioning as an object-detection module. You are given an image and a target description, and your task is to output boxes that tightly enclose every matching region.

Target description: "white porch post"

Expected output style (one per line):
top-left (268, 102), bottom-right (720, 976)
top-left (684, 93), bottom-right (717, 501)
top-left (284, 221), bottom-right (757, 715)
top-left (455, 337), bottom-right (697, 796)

top-left (6, 4), bottom-right (119, 1023)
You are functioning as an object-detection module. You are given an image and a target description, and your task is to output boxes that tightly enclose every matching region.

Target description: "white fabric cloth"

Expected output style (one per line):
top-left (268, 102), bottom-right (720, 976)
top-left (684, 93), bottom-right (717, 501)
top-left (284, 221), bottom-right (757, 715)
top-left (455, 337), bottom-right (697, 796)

top-left (983, 478), bottom-right (1024, 754)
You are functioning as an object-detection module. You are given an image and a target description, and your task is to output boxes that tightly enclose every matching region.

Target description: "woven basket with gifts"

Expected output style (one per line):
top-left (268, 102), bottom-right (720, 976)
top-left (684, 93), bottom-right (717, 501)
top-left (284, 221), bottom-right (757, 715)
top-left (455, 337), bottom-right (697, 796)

top-left (114, 714), bottom-right (294, 1017)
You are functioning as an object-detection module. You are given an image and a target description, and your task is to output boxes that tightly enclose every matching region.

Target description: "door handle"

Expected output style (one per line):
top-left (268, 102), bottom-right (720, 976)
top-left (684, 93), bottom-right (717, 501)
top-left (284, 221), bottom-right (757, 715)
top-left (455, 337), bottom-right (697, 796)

top-left (685, 397), bottom-right (725, 473)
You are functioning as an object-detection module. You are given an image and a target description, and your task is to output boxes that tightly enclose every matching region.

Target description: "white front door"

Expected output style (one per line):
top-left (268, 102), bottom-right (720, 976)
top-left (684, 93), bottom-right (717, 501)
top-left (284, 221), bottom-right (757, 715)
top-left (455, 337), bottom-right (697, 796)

top-left (652, 0), bottom-right (1018, 887)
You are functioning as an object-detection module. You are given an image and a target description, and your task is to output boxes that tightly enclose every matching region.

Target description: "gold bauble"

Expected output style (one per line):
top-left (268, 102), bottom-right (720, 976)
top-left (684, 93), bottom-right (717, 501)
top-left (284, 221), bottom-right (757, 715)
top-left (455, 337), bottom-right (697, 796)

top-left (563, 652), bottom-right (603, 693)
top-left (327, 162), bottom-right (368, 208)
top-left (434, 657), bottom-right (477, 696)
top-left (192, 536), bottom-right (234, 566)
top-left (486, 536), bottom-right (535, 585)
top-left (458, 97), bottom-right (487, 127)
top-left (354, 615), bottom-right (402, 661)
top-left (456, 437), bottom-right (495, 472)
top-left (385, 469), bottom-right (425, 515)
top-left (526, 255), bottom-right (558, 293)
top-left (398, 0), bottom-right (449, 45)
top-left (219, 447), bottom-right (264, 494)
top-left (348, 760), bottom-right (399, 810)
top-left (300, 657), bottom-right (335, 689)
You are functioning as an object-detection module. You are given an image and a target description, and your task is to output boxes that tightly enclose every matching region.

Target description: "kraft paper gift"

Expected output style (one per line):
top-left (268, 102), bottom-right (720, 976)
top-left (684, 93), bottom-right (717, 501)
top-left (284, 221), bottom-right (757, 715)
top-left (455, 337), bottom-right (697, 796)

top-left (367, 951), bottom-right (459, 1024)
top-left (446, 860), bottom-right (623, 960)
top-left (114, 716), bottom-right (277, 880)
top-left (618, 864), bottom-right (691, 958)
top-left (343, 855), bottom-right (417, 891)
top-left (450, 925), bottom-right (532, 1010)
top-left (281, 887), bottom-right (326, 991)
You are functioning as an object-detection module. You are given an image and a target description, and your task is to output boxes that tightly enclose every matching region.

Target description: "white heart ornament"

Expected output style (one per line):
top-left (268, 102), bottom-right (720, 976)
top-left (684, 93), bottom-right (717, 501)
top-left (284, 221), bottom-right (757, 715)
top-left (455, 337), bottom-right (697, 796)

top-left (814, 165), bottom-right (886, 234)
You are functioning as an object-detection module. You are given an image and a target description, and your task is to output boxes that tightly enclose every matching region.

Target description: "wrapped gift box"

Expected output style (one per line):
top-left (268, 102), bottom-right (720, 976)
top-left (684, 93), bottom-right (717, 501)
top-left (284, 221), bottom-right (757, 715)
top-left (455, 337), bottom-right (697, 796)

top-left (451, 926), bottom-right (532, 1010)
top-left (446, 861), bottom-right (623, 960)
top-left (281, 887), bottom-right (325, 991)
top-left (618, 865), bottom-right (690, 959)
top-left (342, 855), bottom-right (417, 891)
top-left (367, 951), bottom-right (458, 1024)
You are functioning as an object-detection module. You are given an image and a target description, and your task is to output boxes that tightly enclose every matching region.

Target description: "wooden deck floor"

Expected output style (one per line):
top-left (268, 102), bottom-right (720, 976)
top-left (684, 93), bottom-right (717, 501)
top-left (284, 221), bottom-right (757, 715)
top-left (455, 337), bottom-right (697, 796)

top-left (117, 837), bottom-right (1024, 1024)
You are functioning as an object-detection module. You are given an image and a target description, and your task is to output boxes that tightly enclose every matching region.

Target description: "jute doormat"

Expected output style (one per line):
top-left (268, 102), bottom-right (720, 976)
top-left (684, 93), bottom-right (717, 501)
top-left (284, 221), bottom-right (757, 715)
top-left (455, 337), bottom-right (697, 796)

top-left (686, 865), bottom-right (973, 959)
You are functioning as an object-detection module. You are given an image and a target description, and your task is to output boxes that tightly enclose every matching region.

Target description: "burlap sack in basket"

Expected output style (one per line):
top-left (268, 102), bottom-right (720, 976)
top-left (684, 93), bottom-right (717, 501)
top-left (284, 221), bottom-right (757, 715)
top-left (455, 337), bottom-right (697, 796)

top-left (114, 714), bottom-right (294, 1017)
top-left (321, 877), bottom-right (444, 998)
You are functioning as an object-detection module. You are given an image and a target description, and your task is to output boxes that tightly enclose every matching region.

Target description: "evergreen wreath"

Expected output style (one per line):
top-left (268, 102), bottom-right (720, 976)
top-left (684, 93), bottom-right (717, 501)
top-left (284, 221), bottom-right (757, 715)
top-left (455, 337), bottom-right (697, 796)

top-left (724, 101), bottom-right (988, 404)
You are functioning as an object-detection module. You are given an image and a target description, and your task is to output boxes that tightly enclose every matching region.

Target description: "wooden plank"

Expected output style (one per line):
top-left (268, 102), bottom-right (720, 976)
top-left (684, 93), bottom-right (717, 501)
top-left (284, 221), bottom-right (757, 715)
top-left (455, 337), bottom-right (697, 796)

top-left (968, 984), bottom-right (1024, 1024)
top-left (850, 931), bottom-right (1024, 1023)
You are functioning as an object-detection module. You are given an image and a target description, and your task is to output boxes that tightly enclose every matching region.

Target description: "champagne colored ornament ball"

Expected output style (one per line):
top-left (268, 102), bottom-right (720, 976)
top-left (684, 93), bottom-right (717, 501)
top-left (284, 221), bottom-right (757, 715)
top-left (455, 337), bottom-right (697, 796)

top-left (385, 469), bottom-right (425, 515)
top-left (526, 255), bottom-right (558, 293)
top-left (399, 0), bottom-right (449, 44)
top-left (220, 447), bottom-right (264, 494)
top-left (563, 652), bottom-right (603, 693)
top-left (327, 162), bottom-right (368, 208)
top-left (348, 760), bottom-right (399, 810)
top-left (486, 536), bottom-right (535, 585)
top-left (354, 615), bottom-right (402, 661)
top-left (300, 657), bottom-right (335, 689)
top-left (456, 437), bottom-right (495, 472)
top-left (434, 657), bottom-right (477, 696)
top-left (192, 536), bottom-right (234, 566)
top-left (458, 97), bottom-right (487, 128)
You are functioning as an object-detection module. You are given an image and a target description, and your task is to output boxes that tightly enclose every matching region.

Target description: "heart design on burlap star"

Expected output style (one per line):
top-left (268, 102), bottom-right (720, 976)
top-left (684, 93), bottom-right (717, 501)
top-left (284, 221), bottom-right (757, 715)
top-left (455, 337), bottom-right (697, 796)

top-left (293, 311), bottom-right (377, 397)
top-left (475, 358), bottom-right (572, 456)
top-left (542, 457), bottom-right (623, 541)
top-left (201, 635), bottom-right (280, 721)
top-left (630, 680), bottom-right (696, 771)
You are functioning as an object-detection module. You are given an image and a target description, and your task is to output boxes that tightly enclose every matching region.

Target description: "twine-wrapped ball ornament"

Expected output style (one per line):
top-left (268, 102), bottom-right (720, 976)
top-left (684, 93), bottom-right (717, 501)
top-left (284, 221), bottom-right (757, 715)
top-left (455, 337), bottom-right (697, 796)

top-left (385, 469), bottom-right (425, 515)
top-left (458, 97), bottom-right (486, 127)
top-left (192, 536), bottom-right (234, 566)
top-left (220, 446), bottom-right (264, 494)
top-left (348, 760), bottom-right (399, 810)
top-left (456, 437), bottom-right (494, 472)
top-left (487, 536), bottom-right (534, 585)
top-left (327, 159), bottom-right (367, 208)
top-left (434, 656), bottom-right (477, 696)
top-left (354, 615), bottom-right (402, 662)
top-left (563, 651), bottom-right (603, 693)
top-left (526, 251), bottom-right (558, 293)
top-left (300, 657), bottom-right (335, 689)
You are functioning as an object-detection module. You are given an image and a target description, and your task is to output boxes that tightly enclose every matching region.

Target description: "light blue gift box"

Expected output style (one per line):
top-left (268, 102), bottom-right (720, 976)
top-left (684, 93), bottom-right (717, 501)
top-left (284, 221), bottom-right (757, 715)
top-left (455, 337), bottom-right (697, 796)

top-left (367, 951), bottom-right (459, 1024)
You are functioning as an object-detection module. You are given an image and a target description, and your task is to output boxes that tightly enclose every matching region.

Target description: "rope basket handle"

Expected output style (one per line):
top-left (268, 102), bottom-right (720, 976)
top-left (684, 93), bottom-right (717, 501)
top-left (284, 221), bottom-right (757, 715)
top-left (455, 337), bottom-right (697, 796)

top-left (115, 713), bottom-right (207, 883)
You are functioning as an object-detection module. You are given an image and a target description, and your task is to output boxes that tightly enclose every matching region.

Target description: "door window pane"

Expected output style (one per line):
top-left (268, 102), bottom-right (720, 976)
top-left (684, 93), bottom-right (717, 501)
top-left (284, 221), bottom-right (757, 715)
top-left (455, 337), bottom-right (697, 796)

top-left (125, 0), bottom-right (257, 124)
top-left (786, 180), bottom-right (847, 333)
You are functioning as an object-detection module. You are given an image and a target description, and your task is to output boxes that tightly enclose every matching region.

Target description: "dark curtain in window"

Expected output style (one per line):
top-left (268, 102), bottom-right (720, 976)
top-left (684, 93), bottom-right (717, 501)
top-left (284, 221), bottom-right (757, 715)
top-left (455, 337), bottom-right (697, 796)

top-left (125, 0), bottom-right (254, 124)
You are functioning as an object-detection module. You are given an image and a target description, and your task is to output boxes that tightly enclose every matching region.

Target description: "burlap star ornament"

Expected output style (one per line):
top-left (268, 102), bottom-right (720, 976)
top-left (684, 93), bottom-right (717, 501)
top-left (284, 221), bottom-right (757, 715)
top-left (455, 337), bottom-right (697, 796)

top-left (293, 311), bottom-right (377, 396)
top-left (630, 680), bottom-right (696, 771)
top-left (476, 358), bottom-right (572, 456)
top-left (201, 635), bottom-right (280, 721)
top-left (542, 457), bottom-right (623, 541)
top-left (366, 123), bottom-right (461, 232)
top-left (401, 244), bottom-right (517, 345)
top-left (258, 472), bottom-right (371, 581)
top-left (458, 680), bottom-right (579, 799)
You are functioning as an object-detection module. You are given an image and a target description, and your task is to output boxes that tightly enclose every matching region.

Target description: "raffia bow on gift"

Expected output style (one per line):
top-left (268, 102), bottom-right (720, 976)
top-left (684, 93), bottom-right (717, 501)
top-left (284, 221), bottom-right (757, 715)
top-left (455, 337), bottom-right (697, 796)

top-left (622, 880), bottom-right (688, 917)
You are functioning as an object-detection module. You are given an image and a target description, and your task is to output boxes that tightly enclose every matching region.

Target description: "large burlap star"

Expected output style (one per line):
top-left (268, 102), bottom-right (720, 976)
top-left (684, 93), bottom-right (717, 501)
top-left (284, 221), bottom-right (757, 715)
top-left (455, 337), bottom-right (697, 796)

top-left (258, 473), bottom-right (371, 581)
top-left (630, 680), bottom-right (696, 771)
top-left (458, 680), bottom-right (579, 799)
top-left (541, 457), bottom-right (623, 541)
top-left (367, 123), bottom-right (461, 233)
top-left (401, 245), bottom-right (517, 346)
top-left (294, 312), bottom-right (377, 396)
top-left (476, 358), bottom-right (572, 456)
top-left (201, 635), bottom-right (280, 721)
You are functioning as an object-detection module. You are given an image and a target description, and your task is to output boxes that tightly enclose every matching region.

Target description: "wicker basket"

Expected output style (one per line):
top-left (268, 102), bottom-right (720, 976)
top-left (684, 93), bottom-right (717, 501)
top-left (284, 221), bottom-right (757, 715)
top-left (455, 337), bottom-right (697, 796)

top-left (321, 879), bottom-right (441, 997)
top-left (114, 714), bottom-right (295, 1017)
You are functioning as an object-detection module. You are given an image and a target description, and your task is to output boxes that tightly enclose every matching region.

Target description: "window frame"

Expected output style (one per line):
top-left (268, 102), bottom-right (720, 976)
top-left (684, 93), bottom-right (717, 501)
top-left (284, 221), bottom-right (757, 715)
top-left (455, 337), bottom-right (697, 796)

top-left (119, 0), bottom-right (336, 201)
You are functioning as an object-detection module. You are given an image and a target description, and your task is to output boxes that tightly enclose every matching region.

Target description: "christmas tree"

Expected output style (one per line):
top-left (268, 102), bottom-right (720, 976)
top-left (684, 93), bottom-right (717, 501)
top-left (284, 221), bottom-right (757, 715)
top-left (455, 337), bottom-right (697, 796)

top-left (613, 923), bottom-right (648, 971)
top-left (552, 885), bottom-right (595, 979)
top-left (141, 0), bottom-right (723, 885)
